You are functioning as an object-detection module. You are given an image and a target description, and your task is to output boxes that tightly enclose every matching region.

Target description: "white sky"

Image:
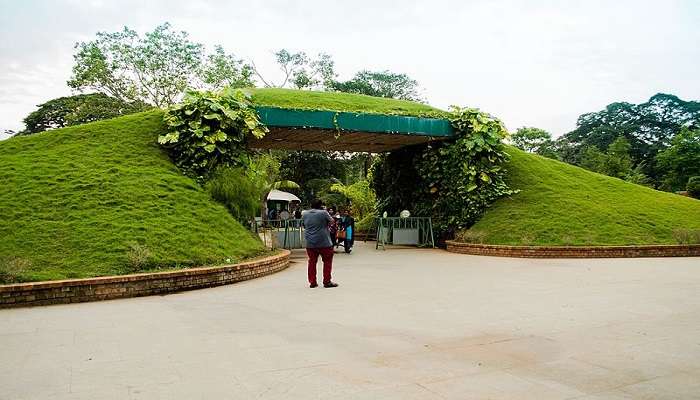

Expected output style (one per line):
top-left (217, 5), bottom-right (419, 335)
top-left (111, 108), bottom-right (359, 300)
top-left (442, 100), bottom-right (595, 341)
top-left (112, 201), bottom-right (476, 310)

top-left (1, 0), bottom-right (699, 140)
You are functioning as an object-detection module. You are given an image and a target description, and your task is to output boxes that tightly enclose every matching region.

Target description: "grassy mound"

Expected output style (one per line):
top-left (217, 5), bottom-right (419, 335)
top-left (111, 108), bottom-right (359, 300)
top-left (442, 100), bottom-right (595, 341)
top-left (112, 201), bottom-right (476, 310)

top-left (0, 110), bottom-right (264, 282)
top-left (465, 147), bottom-right (700, 245)
top-left (247, 88), bottom-right (447, 118)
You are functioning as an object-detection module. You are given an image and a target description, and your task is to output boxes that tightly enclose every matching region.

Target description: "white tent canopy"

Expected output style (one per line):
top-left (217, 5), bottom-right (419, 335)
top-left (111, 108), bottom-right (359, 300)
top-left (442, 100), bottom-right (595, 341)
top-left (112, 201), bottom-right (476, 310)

top-left (266, 189), bottom-right (300, 202)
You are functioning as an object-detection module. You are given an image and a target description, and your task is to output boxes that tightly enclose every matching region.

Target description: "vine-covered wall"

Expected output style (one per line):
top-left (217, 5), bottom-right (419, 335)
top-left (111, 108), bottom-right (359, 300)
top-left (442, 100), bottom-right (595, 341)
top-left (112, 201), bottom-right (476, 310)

top-left (371, 107), bottom-right (516, 239)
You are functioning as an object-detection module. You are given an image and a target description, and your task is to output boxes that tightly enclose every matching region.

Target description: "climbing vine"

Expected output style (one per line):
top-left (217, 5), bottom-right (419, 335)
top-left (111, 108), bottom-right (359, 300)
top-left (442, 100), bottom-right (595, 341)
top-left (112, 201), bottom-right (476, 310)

top-left (158, 88), bottom-right (267, 178)
top-left (371, 106), bottom-right (517, 237)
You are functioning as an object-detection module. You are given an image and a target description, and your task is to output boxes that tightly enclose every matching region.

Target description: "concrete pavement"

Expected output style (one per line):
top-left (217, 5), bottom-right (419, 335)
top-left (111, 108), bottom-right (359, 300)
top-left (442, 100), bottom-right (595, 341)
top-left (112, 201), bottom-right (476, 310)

top-left (1, 242), bottom-right (699, 399)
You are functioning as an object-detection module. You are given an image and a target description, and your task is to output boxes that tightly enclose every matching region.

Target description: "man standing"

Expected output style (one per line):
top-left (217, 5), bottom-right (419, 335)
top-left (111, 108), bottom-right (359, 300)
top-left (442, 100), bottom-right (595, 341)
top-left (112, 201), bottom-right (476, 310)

top-left (302, 199), bottom-right (339, 288)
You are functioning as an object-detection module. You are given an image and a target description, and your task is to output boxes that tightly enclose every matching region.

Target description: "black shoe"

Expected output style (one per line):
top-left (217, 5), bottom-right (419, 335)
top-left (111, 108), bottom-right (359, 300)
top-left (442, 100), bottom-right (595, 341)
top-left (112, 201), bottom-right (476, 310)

top-left (310, 283), bottom-right (318, 288)
top-left (323, 282), bottom-right (339, 288)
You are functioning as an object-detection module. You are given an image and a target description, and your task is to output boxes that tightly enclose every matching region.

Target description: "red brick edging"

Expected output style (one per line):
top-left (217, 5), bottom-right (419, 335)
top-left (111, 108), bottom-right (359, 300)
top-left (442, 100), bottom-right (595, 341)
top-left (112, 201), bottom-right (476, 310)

top-left (0, 250), bottom-right (291, 309)
top-left (445, 241), bottom-right (700, 258)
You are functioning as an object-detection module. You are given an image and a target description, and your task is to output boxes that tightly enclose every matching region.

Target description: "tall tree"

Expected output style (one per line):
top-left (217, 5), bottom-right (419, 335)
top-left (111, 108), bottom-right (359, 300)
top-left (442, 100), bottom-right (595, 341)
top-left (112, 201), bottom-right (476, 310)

top-left (18, 93), bottom-right (150, 135)
top-left (510, 127), bottom-right (557, 158)
top-left (330, 70), bottom-right (422, 101)
top-left (557, 93), bottom-right (700, 185)
top-left (656, 127), bottom-right (700, 191)
top-left (252, 49), bottom-right (336, 90)
top-left (68, 23), bottom-right (253, 107)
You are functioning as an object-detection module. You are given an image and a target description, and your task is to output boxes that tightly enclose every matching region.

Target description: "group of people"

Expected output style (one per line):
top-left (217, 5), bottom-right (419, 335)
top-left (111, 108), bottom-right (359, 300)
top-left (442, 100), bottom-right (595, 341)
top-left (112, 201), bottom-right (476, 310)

top-left (301, 198), bottom-right (355, 289)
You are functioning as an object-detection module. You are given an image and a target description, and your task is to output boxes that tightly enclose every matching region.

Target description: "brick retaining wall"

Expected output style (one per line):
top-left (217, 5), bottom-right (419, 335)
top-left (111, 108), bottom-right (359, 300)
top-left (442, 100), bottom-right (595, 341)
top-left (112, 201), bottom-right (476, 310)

top-left (0, 250), bottom-right (291, 309)
top-left (445, 241), bottom-right (700, 258)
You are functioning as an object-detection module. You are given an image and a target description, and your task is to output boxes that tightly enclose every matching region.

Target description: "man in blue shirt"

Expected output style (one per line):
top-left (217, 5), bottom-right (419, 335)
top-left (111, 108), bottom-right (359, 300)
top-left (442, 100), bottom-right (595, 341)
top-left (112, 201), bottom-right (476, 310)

top-left (302, 199), bottom-right (339, 288)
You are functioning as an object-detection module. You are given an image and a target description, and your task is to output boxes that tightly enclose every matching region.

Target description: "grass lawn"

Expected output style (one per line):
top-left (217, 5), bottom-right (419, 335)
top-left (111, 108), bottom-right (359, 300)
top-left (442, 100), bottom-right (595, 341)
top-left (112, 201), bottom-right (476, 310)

top-left (465, 147), bottom-right (700, 245)
top-left (247, 88), bottom-right (448, 118)
top-left (0, 110), bottom-right (265, 283)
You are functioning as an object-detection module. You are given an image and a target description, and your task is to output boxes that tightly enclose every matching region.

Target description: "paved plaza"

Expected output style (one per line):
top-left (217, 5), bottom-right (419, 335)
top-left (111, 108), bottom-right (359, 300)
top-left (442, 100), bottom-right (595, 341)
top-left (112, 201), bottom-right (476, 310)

top-left (1, 242), bottom-right (699, 399)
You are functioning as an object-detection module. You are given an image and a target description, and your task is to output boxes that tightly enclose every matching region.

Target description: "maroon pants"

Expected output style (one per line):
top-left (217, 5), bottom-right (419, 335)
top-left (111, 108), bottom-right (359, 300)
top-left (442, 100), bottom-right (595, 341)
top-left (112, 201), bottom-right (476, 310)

top-left (306, 247), bottom-right (334, 285)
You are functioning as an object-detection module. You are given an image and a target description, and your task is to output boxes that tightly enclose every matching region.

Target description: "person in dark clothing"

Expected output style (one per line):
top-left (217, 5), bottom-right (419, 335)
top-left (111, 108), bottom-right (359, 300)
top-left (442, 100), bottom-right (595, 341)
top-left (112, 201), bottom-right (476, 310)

top-left (339, 209), bottom-right (355, 253)
top-left (301, 199), bottom-right (339, 288)
top-left (327, 207), bottom-right (338, 247)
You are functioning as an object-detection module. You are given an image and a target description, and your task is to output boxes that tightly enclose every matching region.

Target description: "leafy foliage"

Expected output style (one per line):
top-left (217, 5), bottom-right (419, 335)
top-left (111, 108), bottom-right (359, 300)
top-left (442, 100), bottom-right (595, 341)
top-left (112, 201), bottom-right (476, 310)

top-left (372, 107), bottom-right (516, 237)
top-left (279, 151), bottom-right (347, 202)
top-left (510, 127), bottom-right (557, 158)
top-left (330, 179), bottom-right (377, 220)
top-left (253, 50), bottom-right (421, 101)
top-left (687, 177), bottom-right (700, 199)
top-left (253, 49), bottom-right (336, 90)
top-left (158, 88), bottom-right (267, 178)
top-left (330, 70), bottom-right (422, 101)
top-left (68, 23), bottom-right (253, 107)
top-left (578, 136), bottom-right (650, 182)
top-left (18, 93), bottom-right (150, 135)
top-left (656, 127), bottom-right (700, 191)
top-left (205, 167), bottom-right (262, 223)
top-left (557, 93), bottom-right (700, 186)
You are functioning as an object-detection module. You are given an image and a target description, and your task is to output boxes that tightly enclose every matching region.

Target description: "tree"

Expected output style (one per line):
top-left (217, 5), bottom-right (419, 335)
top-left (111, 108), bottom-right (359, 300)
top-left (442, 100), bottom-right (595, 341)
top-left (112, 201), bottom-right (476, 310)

top-left (578, 136), bottom-right (636, 180)
top-left (330, 180), bottom-right (376, 220)
top-left (558, 93), bottom-right (700, 185)
top-left (510, 127), bottom-right (557, 158)
top-left (68, 23), bottom-right (253, 107)
top-left (252, 49), bottom-right (336, 90)
top-left (18, 93), bottom-right (150, 135)
top-left (656, 127), bottom-right (700, 191)
top-left (603, 136), bottom-right (633, 179)
top-left (329, 70), bottom-right (422, 101)
top-left (278, 151), bottom-right (347, 203)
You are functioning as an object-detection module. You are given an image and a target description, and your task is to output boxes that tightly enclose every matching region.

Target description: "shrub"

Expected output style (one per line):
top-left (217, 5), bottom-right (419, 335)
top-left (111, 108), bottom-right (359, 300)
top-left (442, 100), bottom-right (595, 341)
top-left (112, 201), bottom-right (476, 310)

top-left (158, 88), bottom-right (267, 179)
top-left (125, 243), bottom-right (153, 272)
top-left (687, 176), bottom-right (700, 199)
top-left (0, 256), bottom-right (31, 284)
top-left (672, 229), bottom-right (700, 244)
top-left (205, 167), bottom-right (261, 223)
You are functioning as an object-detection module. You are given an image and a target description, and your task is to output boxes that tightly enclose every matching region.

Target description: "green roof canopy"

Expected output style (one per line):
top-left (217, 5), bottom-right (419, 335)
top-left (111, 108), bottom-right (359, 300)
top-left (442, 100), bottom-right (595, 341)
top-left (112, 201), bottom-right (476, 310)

top-left (246, 88), bottom-right (455, 152)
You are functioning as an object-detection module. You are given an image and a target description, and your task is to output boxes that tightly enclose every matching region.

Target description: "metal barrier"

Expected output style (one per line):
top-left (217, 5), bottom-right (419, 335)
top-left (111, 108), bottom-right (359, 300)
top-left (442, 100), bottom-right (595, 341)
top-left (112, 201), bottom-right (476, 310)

top-left (375, 217), bottom-right (435, 249)
top-left (252, 219), bottom-right (305, 250)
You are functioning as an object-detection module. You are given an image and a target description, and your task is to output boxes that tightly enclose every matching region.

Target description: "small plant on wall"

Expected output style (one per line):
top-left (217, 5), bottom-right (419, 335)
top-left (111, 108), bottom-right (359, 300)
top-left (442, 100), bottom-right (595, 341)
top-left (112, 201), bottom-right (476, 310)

top-left (158, 88), bottom-right (268, 178)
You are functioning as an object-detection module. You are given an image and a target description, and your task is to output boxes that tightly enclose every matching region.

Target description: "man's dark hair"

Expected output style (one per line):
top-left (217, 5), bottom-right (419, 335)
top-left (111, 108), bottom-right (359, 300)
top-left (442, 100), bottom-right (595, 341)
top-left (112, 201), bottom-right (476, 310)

top-left (311, 198), bottom-right (324, 209)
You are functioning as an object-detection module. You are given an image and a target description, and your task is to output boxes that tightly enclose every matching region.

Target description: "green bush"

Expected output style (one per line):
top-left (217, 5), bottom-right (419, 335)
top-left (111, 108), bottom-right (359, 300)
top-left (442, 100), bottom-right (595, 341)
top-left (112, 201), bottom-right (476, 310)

top-left (125, 243), bottom-right (153, 272)
top-left (205, 167), bottom-right (261, 223)
top-left (158, 88), bottom-right (267, 178)
top-left (687, 176), bottom-right (700, 199)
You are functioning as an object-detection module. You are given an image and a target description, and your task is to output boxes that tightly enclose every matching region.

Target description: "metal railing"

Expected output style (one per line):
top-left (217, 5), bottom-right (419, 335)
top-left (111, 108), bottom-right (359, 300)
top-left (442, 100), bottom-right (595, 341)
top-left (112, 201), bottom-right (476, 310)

top-left (375, 217), bottom-right (435, 249)
top-left (251, 219), bottom-right (305, 250)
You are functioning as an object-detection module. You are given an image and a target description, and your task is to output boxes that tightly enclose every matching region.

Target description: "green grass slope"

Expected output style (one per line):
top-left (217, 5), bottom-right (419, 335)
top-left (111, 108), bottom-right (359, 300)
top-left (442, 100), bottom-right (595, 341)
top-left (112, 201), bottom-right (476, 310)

top-left (247, 88), bottom-right (447, 118)
top-left (0, 110), bottom-right (264, 282)
top-left (468, 147), bottom-right (700, 245)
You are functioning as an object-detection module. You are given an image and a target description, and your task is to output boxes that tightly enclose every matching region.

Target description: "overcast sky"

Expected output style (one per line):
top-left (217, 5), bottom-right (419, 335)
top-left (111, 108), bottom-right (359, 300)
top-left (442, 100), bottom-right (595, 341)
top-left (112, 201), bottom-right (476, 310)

top-left (1, 0), bottom-right (699, 140)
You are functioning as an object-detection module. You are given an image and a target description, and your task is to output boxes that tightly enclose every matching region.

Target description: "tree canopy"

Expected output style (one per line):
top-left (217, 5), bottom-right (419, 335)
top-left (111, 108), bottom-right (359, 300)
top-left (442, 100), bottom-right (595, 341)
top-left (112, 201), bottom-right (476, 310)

top-left (557, 93), bottom-right (700, 184)
top-left (18, 93), bottom-right (150, 135)
top-left (510, 127), bottom-right (557, 158)
top-left (68, 23), bottom-right (253, 107)
top-left (329, 70), bottom-right (422, 101)
top-left (656, 127), bottom-right (700, 191)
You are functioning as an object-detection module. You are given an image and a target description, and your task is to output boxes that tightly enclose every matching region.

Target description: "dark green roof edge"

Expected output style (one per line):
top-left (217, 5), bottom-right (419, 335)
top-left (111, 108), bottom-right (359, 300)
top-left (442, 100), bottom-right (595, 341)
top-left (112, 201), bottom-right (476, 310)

top-left (254, 106), bottom-right (455, 137)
